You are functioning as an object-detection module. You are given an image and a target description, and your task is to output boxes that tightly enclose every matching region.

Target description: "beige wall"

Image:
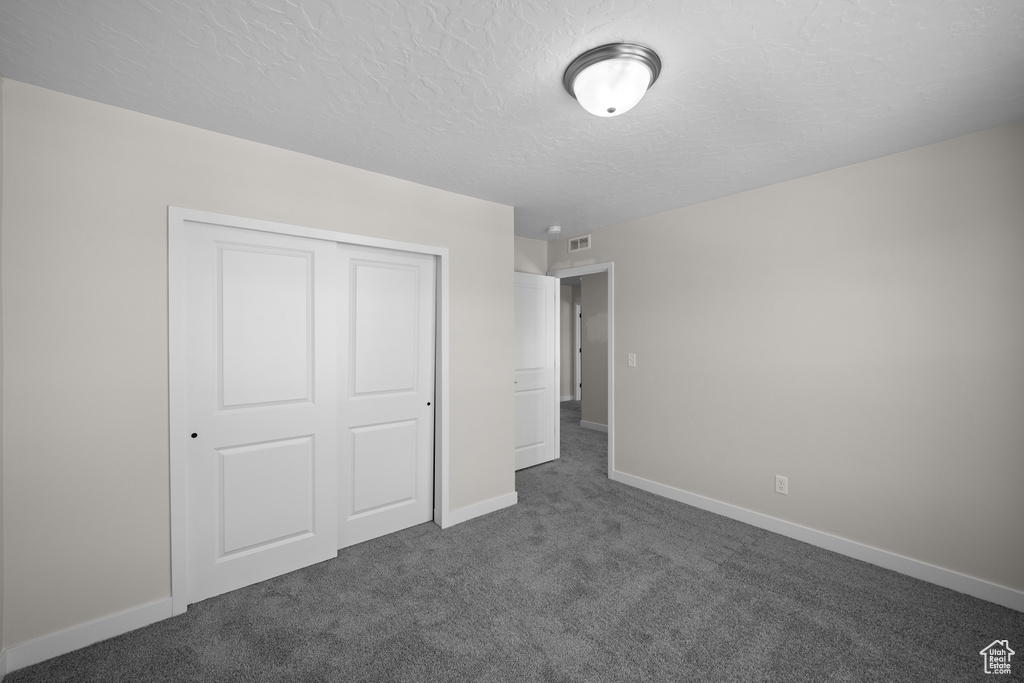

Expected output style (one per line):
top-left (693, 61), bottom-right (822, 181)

top-left (550, 121), bottom-right (1024, 592)
top-left (559, 285), bottom-right (582, 402)
top-left (559, 286), bottom-right (574, 399)
top-left (580, 273), bottom-right (609, 426)
top-left (513, 236), bottom-right (548, 275)
top-left (0, 73), bottom-right (5, 654)
top-left (0, 79), bottom-right (515, 647)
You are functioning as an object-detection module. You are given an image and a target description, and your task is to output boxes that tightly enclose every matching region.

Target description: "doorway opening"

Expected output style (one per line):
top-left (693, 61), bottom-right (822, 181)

top-left (548, 262), bottom-right (614, 477)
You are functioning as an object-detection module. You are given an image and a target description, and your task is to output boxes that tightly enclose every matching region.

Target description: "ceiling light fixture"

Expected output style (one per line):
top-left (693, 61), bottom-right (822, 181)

top-left (563, 42), bottom-right (662, 117)
top-left (546, 225), bottom-right (562, 235)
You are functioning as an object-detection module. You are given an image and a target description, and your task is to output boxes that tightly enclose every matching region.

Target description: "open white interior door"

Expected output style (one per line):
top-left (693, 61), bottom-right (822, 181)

top-left (514, 272), bottom-right (559, 470)
top-left (184, 222), bottom-right (339, 604)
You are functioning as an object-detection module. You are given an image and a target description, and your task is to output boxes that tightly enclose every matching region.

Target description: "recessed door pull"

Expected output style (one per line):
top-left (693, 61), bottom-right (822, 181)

top-left (191, 433), bottom-right (198, 438)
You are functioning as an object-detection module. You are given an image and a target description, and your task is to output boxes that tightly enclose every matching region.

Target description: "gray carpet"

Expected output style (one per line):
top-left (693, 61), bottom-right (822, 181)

top-left (7, 401), bottom-right (1022, 682)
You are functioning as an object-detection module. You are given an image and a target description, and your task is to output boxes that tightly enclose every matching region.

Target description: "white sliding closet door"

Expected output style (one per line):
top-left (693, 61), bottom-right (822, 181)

top-left (338, 245), bottom-right (436, 548)
top-left (183, 222), bottom-right (339, 604)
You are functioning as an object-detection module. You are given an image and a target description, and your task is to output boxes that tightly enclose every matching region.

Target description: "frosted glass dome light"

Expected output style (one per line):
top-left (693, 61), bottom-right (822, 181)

top-left (563, 43), bottom-right (662, 118)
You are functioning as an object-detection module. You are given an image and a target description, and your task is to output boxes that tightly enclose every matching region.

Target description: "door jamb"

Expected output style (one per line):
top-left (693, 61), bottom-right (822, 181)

top-left (168, 206), bottom-right (450, 616)
top-left (547, 262), bottom-right (614, 477)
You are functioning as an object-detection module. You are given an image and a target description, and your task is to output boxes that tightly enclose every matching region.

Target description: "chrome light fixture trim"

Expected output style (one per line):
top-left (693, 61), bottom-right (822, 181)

top-left (563, 43), bottom-right (662, 117)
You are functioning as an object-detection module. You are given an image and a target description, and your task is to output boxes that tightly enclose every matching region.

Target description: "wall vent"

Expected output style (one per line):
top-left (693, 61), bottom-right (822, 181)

top-left (568, 234), bottom-right (592, 253)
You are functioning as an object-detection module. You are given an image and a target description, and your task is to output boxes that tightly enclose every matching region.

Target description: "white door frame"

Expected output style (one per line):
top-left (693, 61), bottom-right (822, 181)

top-left (168, 206), bottom-right (451, 616)
top-left (548, 262), bottom-right (614, 477)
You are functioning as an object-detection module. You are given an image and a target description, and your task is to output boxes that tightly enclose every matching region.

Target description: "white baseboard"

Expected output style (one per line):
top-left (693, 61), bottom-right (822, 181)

top-left (611, 470), bottom-right (1024, 613)
top-left (441, 491), bottom-right (518, 528)
top-left (2, 598), bottom-right (173, 675)
top-left (580, 420), bottom-right (608, 433)
top-left (560, 395), bottom-right (575, 402)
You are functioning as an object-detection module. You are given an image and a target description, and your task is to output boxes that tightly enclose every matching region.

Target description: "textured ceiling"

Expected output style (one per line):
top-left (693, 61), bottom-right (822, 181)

top-left (1, 0), bottom-right (1023, 239)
